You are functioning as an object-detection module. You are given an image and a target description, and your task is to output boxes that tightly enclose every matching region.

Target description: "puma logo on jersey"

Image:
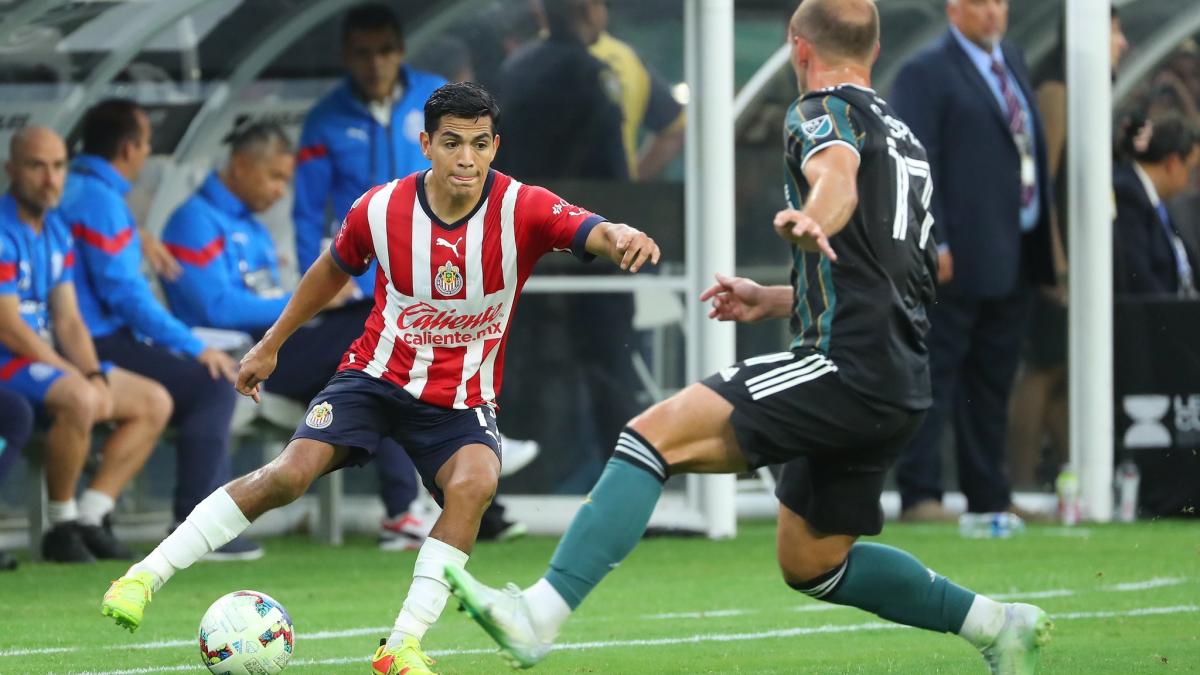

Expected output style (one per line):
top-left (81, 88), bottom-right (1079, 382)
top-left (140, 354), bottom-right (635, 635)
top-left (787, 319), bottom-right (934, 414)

top-left (436, 236), bottom-right (463, 258)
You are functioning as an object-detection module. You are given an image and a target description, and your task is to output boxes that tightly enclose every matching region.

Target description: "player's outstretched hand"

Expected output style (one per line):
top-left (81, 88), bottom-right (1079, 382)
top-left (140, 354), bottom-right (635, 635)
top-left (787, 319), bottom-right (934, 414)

top-left (700, 272), bottom-right (772, 323)
top-left (614, 225), bottom-right (661, 273)
top-left (236, 342), bottom-right (278, 403)
top-left (773, 209), bottom-right (838, 261)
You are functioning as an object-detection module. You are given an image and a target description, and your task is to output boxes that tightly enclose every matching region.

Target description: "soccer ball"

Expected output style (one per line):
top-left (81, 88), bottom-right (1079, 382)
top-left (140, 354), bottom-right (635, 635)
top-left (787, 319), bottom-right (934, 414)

top-left (198, 590), bottom-right (295, 674)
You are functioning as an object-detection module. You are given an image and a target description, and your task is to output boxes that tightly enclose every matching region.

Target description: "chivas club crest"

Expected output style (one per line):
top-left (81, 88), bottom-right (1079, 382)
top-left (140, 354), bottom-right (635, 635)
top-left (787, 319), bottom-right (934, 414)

top-left (434, 261), bottom-right (464, 296)
top-left (306, 401), bottom-right (333, 429)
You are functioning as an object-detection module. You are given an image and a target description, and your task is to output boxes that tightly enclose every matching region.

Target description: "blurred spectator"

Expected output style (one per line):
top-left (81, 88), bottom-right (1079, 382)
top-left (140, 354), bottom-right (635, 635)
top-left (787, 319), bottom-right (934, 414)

top-left (497, 0), bottom-right (627, 179)
top-left (0, 387), bottom-right (34, 570)
top-left (2, 126), bottom-right (170, 563)
top-left (1007, 8), bottom-right (1128, 487)
top-left (891, 0), bottom-right (1055, 521)
top-left (1113, 113), bottom-right (1200, 297)
top-left (293, 3), bottom-right (445, 547)
top-left (586, 0), bottom-right (685, 180)
top-left (494, 0), bottom-right (643, 486)
top-left (293, 2), bottom-right (446, 302)
top-left (452, 1), bottom-right (543, 95)
top-left (410, 35), bottom-right (475, 84)
top-left (55, 100), bottom-right (255, 559)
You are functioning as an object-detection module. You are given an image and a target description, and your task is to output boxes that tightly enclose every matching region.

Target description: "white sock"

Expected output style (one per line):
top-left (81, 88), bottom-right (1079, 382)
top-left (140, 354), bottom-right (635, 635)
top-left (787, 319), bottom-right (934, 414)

top-left (387, 537), bottom-right (469, 648)
top-left (127, 488), bottom-right (250, 592)
top-left (959, 595), bottom-right (1008, 648)
top-left (47, 499), bottom-right (79, 525)
top-left (78, 489), bottom-right (115, 527)
top-left (524, 578), bottom-right (572, 641)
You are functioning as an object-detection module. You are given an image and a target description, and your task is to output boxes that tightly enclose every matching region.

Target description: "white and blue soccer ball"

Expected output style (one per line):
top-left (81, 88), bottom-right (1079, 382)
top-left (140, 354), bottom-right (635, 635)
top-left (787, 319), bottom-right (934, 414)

top-left (198, 590), bottom-right (295, 674)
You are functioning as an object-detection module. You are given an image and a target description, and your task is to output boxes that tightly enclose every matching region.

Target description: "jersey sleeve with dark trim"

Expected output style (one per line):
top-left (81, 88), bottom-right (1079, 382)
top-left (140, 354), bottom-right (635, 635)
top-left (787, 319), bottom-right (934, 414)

top-left (515, 185), bottom-right (605, 262)
top-left (786, 94), bottom-right (863, 169)
top-left (330, 184), bottom-right (385, 276)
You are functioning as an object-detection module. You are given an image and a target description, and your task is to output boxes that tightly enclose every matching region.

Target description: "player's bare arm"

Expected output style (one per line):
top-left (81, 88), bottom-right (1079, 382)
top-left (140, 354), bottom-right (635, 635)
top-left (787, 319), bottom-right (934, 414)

top-left (699, 272), bottom-right (792, 323)
top-left (584, 221), bottom-right (661, 272)
top-left (0, 294), bottom-right (76, 373)
top-left (48, 281), bottom-right (103, 375)
top-left (773, 144), bottom-right (861, 260)
top-left (237, 250), bottom-right (350, 402)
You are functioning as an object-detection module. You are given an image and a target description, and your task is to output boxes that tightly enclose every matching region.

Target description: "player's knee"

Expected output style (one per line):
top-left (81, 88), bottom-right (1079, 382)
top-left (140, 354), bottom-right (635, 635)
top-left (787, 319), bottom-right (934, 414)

top-left (627, 400), bottom-right (682, 469)
top-left (257, 459), bottom-right (313, 506)
top-left (441, 469), bottom-right (497, 511)
top-left (135, 380), bottom-right (174, 428)
top-left (778, 547), bottom-right (851, 589)
top-left (51, 376), bottom-right (100, 427)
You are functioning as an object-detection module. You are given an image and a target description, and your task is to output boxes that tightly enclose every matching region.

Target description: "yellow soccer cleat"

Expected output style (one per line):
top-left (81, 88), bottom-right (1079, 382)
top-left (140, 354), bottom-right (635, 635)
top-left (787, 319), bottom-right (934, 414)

top-left (370, 636), bottom-right (437, 675)
top-left (101, 571), bottom-right (155, 633)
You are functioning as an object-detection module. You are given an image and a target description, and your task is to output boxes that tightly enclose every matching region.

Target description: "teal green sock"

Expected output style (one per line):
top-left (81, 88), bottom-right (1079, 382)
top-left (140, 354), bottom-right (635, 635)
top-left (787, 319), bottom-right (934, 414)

top-left (799, 542), bottom-right (975, 633)
top-left (545, 429), bottom-right (666, 609)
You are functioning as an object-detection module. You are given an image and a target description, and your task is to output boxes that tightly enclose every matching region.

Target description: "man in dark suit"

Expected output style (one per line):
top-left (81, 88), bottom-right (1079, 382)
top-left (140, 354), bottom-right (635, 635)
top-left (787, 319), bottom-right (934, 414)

top-left (891, 0), bottom-right (1055, 520)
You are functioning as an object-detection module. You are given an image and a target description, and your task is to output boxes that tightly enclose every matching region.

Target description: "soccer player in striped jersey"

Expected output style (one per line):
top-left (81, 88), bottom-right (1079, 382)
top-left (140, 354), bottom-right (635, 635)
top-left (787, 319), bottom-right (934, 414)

top-left (101, 82), bottom-right (660, 675)
top-left (447, 2), bottom-right (1052, 674)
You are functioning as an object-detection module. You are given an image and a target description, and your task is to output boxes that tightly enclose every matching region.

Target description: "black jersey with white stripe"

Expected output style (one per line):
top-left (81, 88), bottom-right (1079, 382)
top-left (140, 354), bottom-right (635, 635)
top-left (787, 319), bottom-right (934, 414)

top-left (783, 84), bottom-right (938, 411)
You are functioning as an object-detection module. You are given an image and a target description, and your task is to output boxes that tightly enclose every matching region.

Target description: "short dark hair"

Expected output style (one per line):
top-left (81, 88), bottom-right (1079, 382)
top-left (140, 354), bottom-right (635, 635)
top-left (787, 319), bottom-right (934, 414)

top-left (81, 98), bottom-right (144, 160)
top-left (1118, 112), bottom-right (1200, 164)
top-left (424, 82), bottom-right (500, 135)
top-left (341, 2), bottom-right (403, 45)
top-left (223, 120), bottom-right (293, 158)
top-left (542, 0), bottom-right (589, 40)
top-left (790, 0), bottom-right (879, 63)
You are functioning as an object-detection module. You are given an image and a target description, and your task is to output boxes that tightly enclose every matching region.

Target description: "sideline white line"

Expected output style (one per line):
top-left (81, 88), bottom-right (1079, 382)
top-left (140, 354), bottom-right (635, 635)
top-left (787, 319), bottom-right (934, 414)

top-left (71, 604), bottom-right (1200, 675)
top-left (991, 589), bottom-right (1075, 600)
top-left (1106, 577), bottom-right (1186, 592)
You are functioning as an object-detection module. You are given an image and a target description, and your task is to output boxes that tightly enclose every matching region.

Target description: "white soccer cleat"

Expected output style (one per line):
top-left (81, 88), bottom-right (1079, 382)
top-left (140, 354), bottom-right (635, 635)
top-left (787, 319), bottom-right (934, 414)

top-left (445, 566), bottom-right (553, 669)
top-left (500, 435), bottom-right (540, 477)
top-left (980, 603), bottom-right (1053, 675)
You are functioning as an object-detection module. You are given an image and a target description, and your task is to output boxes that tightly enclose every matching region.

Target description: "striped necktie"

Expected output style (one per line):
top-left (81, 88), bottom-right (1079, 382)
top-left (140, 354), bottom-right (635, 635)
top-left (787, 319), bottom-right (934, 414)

top-left (990, 58), bottom-right (1035, 208)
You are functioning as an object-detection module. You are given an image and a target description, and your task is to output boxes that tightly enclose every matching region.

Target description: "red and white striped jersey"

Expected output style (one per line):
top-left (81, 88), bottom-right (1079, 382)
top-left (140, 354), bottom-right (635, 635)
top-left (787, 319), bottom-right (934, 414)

top-left (329, 169), bottom-right (603, 409)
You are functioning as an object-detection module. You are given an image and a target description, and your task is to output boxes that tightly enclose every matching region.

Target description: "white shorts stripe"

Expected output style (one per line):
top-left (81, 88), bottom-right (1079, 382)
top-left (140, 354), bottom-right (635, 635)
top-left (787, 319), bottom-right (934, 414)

top-left (743, 352), bottom-right (795, 366)
top-left (750, 364), bottom-right (837, 401)
top-left (747, 358), bottom-right (829, 394)
top-left (745, 354), bottom-right (825, 387)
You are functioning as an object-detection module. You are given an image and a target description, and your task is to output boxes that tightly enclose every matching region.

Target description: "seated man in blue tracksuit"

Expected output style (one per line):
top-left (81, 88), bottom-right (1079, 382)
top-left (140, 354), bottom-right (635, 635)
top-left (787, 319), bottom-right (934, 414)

top-left (291, 4), bottom-right (526, 544)
top-left (2, 126), bottom-right (170, 563)
top-left (161, 121), bottom-right (424, 548)
top-left (55, 100), bottom-right (259, 561)
top-left (161, 122), bottom-right (368, 402)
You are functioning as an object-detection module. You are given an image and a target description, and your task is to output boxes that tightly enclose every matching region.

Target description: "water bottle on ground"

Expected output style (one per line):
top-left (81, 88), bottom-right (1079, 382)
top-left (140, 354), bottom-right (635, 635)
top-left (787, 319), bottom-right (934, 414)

top-left (1115, 460), bottom-right (1141, 523)
top-left (1056, 465), bottom-right (1081, 526)
top-left (958, 512), bottom-right (1026, 539)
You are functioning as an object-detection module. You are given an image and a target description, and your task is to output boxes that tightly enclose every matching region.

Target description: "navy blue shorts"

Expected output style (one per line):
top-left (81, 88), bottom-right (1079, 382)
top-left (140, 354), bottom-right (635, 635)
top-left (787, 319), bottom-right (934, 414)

top-left (291, 371), bottom-right (501, 504)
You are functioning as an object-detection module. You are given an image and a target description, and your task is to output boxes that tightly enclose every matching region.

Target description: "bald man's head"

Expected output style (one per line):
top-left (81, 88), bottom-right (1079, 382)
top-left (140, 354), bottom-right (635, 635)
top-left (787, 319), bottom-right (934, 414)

top-left (790, 0), bottom-right (879, 64)
top-left (6, 126), bottom-right (68, 218)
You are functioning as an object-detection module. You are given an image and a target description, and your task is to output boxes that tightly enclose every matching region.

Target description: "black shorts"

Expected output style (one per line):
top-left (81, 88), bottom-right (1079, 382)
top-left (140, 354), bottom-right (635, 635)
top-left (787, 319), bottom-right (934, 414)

top-left (701, 350), bottom-right (924, 536)
top-left (291, 371), bottom-right (501, 504)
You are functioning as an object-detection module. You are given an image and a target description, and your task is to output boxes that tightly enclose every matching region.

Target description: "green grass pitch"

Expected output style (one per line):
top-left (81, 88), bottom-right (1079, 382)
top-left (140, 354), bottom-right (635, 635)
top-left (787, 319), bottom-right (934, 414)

top-left (1, 520), bottom-right (1197, 674)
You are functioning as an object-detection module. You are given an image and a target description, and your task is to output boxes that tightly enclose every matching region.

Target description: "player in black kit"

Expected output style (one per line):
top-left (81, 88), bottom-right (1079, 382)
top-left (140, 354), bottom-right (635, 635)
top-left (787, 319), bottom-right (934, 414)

top-left (447, 2), bottom-right (1052, 673)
